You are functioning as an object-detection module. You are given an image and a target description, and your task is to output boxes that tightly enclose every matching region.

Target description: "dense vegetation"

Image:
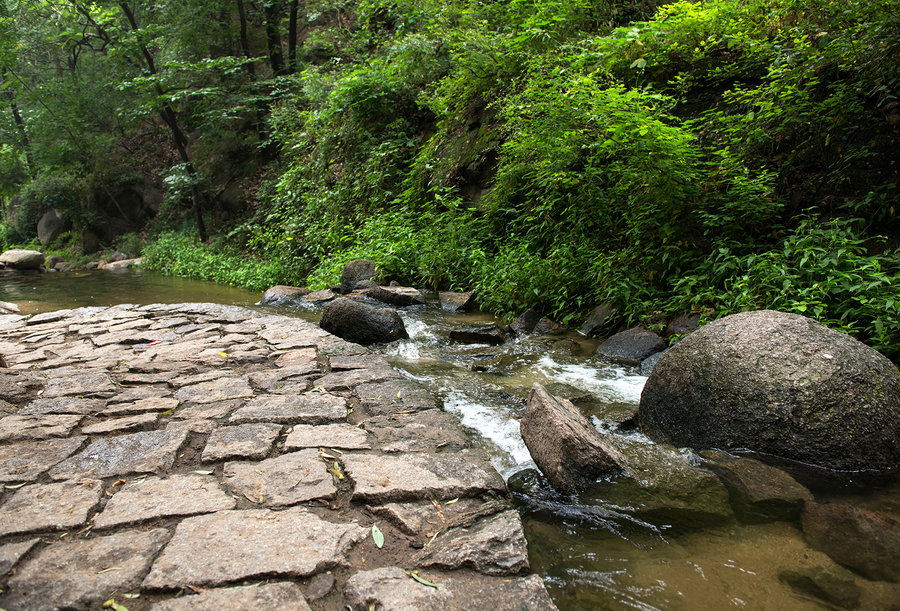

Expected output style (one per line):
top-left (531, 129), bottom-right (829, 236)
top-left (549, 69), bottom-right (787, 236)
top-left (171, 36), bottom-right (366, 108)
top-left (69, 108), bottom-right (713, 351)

top-left (2, 0), bottom-right (899, 357)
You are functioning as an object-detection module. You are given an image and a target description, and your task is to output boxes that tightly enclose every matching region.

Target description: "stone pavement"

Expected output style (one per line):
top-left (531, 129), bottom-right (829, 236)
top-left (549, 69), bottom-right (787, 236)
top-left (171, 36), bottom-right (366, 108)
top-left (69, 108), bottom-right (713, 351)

top-left (0, 303), bottom-right (556, 610)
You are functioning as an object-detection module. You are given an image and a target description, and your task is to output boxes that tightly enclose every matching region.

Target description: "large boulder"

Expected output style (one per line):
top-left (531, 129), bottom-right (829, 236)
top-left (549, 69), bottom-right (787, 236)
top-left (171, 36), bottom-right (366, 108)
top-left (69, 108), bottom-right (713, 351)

top-left (439, 291), bottom-right (475, 313)
top-left (340, 259), bottom-right (379, 294)
top-left (639, 310), bottom-right (900, 472)
top-left (520, 384), bottom-right (627, 494)
top-left (596, 327), bottom-right (666, 365)
top-left (258, 285), bottom-right (311, 306)
top-left (319, 298), bottom-right (408, 345)
top-left (37, 209), bottom-right (70, 245)
top-left (449, 324), bottom-right (506, 346)
top-left (578, 303), bottom-right (617, 337)
top-left (0, 249), bottom-right (45, 270)
top-left (365, 286), bottom-right (425, 307)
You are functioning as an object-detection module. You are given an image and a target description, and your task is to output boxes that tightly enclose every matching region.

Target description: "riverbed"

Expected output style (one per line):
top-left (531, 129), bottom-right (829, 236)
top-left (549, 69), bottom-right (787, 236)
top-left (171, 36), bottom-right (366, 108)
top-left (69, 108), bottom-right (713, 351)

top-left (3, 269), bottom-right (899, 609)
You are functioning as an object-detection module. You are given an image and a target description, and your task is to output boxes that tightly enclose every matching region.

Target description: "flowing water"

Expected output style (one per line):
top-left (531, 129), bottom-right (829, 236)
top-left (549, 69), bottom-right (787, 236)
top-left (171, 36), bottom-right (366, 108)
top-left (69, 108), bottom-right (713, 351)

top-left (3, 269), bottom-right (899, 610)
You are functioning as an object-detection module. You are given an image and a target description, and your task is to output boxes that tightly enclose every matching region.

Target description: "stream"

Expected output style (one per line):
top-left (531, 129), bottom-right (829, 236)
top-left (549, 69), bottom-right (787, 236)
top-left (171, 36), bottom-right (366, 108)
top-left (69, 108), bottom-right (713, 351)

top-left (3, 269), bottom-right (899, 609)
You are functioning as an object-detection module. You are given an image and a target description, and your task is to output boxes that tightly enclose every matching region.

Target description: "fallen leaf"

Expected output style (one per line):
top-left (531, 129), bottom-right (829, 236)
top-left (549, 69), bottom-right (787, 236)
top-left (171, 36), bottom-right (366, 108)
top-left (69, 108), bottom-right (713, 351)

top-left (217, 352), bottom-right (229, 357)
top-left (444, 498), bottom-right (459, 505)
top-left (97, 566), bottom-right (123, 574)
top-left (406, 570), bottom-right (438, 588)
top-left (1, 482), bottom-right (26, 489)
top-left (372, 523), bottom-right (385, 548)
top-left (103, 599), bottom-right (129, 611)
top-left (190, 470), bottom-right (214, 475)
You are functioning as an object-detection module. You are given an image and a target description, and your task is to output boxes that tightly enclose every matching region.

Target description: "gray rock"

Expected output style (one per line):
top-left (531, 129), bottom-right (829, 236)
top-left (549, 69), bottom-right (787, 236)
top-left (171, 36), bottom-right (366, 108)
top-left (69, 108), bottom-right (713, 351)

top-left (449, 324), bottom-right (506, 346)
top-left (258, 285), bottom-right (312, 306)
top-left (305, 572), bottom-right (335, 601)
top-left (371, 498), bottom-right (487, 537)
top-left (201, 422), bottom-right (282, 462)
top-left (37, 209), bottom-right (69, 245)
top-left (520, 384), bottom-right (627, 494)
top-left (305, 288), bottom-right (336, 303)
top-left (174, 399), bottom-right (242, 420)
top-left (510, 309), bottom-right (541, 334)
top-left (596, 327), bottom-right (666, 365)
top-left (0, 437), bottom-right (85, 482)
top-left (273, 347), bottom-right (318, 368)
top-left (341, 259), bottom-right (379, 293)
top-left (223, 449), bottom-right (336, 507)
top-left (142, 508), bottom-right (367, 588)
top-left (779, 564), bottom-right (861, 608)
top-left (415, 510), bottom-right (529, 575)
top-left (0, 300), bottom-right (20, 314)
top-left (315, 367), bottom-right (402, 392)
top-left (639, 310), bottom-right (900, 471)
top-left (0, 249), bottom-right (44, 270)
top-left (640, 350), bottom-right (665, 375)
top-left (41, 371), bottom-right (116, 398)
top-left (320, 298), bottom-right (408, 345)
top-left (4, 529), bottom-right (169, 609)
top-left (363, 409), bottom-right (470, 453)
top-left (151, 582), bottom-right (311, 611)
top-left (343, 567), bottom-right (558, 611)
top-left (100, 257), bottom-right (142, 271)
top-left (174, 377), bottom-right (254, 403)
top-left (100, 396), bottom-right (179, 416)
top-left (0, 414), bottom-right (83, 441)
top-left (49, 430), bottom-right (188, 479)
top-left (355, 379), bottom-right (439, 415)
top-left (284, 423), bottom-right (371, 450)
top-left (578, 302), bottom-right (617, 337)
top-left (0, 479), bottom-right (102, 536)
top-left (343, 451), bottom-right (505, 503)
top-left (19, 397), bottom-right (104, 416)
top-left (439, 291), bottom-right (475, 313)
top-left (229, 392), bottom-right (347, 424)
top-left (802, 502), bottom-right (900, 582)
top-left (533, 318), bottom-right (565, 335)
top-left (81, 412), bottom-right (160, 435)
top-left (0, 539), bottom-right (39, 576)
top-left (365, 285), bottom-right (426, 307)
top-left (666, 313), bottom-right (701, 337)
top-left (94, 474), bottom-right (236, 529)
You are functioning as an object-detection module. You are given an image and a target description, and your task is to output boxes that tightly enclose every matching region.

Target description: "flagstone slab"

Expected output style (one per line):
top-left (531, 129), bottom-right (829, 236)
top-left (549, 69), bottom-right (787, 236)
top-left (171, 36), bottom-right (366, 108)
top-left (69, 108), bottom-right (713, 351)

top-left (344, 568), bottom-right (558, 611)
top-left (151, 582), bottom-right (311, 611)
top-left (0, 437), bottom-right (85, 482)
top-left (229, 393), bottom-right (347, 425)
top-left (343, 452), bottom-right (505, 503)
top-left (370, 498), bottom-right (488, 537)
top-left (201, 423), bottom-right (282, 462)
top-left (18, 397), bottom-right (104, 416)
top-left (81, 412), bottom-right (161, 435)
top-left (0, 538), bottom-right (39, 577)
top-left (274, 348), bottom-right (318, 368)
top-left (223, 449), bottom-right (336, 506)
top-left (285, 423), bottom-right (372, 450)
top-left (169, 369), bottom-right (233, 388)
top-left (0, 479), bottom-right (102, 536)
top-left (173, 400), bottom-right (242, 421)
top-left (142, 508), bottom-right (367, 589)
top-left (3, 529), bottom-right (170, 610)
top-left (94, 474), bottom-right (236, 529)
top-left (105, 386), bottom-right (173, 405)
top-left (0, 414), bottom-right (82, 442)
top-left (355, 379), bottom-right (440, 414)
top-left (315, 368), bottom-right (402, 392)
top-left (49, 430), bottom-right (189, 480)
top-left (247, 366), bottom-right (320, 391)
top-left (101, 397), bottom-right (179, 416)
top-left (363, 410), bottom-right (470, 453)
top-left (166, 419), bottom-right (216, 434)
top-left (41, 372), bottom-right (116, 398)
top-left (173, 377), bottom-right (253, 404)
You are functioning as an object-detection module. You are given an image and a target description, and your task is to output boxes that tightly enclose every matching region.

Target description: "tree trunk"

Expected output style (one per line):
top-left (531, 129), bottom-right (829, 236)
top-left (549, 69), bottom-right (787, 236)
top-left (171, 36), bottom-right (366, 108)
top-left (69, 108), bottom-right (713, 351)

top-left (264, 1), bottom-right (285, 76)
top-left (288, 0), bottom-right (298, 74)
top-left (1, 72), bottom-right (35, 177)
top-left (235, 0), bottom-right (255, 77)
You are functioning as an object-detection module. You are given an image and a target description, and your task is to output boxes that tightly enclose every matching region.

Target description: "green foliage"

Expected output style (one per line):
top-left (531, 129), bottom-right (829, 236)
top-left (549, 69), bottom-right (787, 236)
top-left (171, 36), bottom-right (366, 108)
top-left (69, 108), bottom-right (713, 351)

top-left (6, 172), bottom-right (82, 242)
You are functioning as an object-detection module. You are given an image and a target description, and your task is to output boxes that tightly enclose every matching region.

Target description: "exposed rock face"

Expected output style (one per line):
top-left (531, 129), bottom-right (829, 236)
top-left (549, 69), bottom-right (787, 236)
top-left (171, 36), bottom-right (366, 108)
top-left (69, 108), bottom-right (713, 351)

top-left (449, 324), bottom-right (506, 346)
top-left (596, 327), bottom-right (666, 365)
top-left (258, 285), bottom-right (311, 306)
top-left (578, 303), bottom-right (617, 337)
top-left (510, 309), bottom-right (541, 335)
top-left (37, 209), bottom-right (69, 245)
top-left (520, 384), bottom-right (627, 494)
top-left (365, 285), bottom-right (426, 307)
top-left (802, 502), bottom-right (900, 582)
top-left (0, 249), bottom-right (45, 270)
top-left (439, 291), bottom-right (475, 312)
top-left (320, 298), bottom-right (408, 345)
top-left (341, 259), bottom-right (379, 293)
top-left (639, 310), bottom-right (900, 471)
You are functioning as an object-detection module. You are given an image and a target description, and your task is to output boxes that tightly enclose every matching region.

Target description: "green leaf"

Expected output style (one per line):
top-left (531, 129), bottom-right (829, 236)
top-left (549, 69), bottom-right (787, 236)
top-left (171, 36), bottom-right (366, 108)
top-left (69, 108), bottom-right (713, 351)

top-left (372, 523), bottom-right (385, 548)
top-left (406, 570), bottom-right (438, 588)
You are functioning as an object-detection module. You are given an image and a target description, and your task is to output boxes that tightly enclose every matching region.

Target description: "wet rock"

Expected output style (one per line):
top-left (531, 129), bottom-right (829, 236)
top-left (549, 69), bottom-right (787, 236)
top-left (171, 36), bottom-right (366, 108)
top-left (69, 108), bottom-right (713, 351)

top-left (551, 338), bottom-right (580, 355)
top-left (371, 498), bottom-right (488, 537)
top-left (439, 291), bottom-right (475, 313)
top-left (779, 564), bottom-right (861, 608)
top-left (533, 318), bottom-right (565, 335)
top-left (700, 450), bottom-right (813, 520)
top-left (223, 449), bottom-right (336, 506)
top-left (285, 423), bottom-right (371, 450)
top-left (639, 310), bottom-right (900, 471)
top-left (81, 412), bottom-right (160, 435)
top-left (142, 508), bottom-right (367, 588)
top-left (506, 468), bottom-right (553, 497)
top-left (365, 285), bottom-right (426, 307)
top-left (0, 300), bottom-right (19, 314)
top-left (0, 479), bottom-right (102, 536)
top-left (49, 429), bottom-right (188, 479)
top-left (305, 288), bottom-right (336, 303)
top-left (0, 249), bottom-right (44, 270)
top-left (201, 422), bottom-right (282, 462)
top-left (520, 384), bottom-right (627, 494)
top-left (343, 567), bottom-right (558, 611)
top-left (94, 474), bottom-right (235, 529)
top-left (0, 437), bottom-right (85, 482)
top-left (640, 350), bottom-right (665, 375)
top-left (802, 502), bottom-right (900, 582)
top-left (596, 327), bottom-right (666, 365)
top-left (578, 303), bottom-right (617, 337)
top-left (174, 376), bottom-right (253, 404)
top-left (0, 539), bottom-right (39, 576)
top-left (341, 259), bottom-right (379, 293)
top-left (0, 413), bottom-right (83, 441)
top-left (259, 285), bottom-right (312, 306)
top-left (320, 298), bottom-right (408, 345)
top-left (305, 572), bottom-right (335, 601)
top-left (343, 451), bottom-right (505, 503)
top-left (510, 309), bottom-right (541, 335)
top-left (100, 257), bottom-right (142, 271)
top-left (449, 324), bottom-right (506, 346)
top-left (542, 382), bottom-right (594, 403)
top-left (229, 392), bottom-right (347, 425)
top-left (4, 529), bottom-right (169, 609)
top-left (415, 510), bottom-right (529, 575)
top-left (152, 582), bottom-right (311, 611)
top-left (666, 313), bottom-right (701, 337)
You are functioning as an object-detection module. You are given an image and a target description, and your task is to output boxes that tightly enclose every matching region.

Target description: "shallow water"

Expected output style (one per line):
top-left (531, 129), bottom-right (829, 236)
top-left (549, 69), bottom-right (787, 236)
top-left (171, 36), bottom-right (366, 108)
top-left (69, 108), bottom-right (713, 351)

top-left (3, 271), bottom-right (899, 610)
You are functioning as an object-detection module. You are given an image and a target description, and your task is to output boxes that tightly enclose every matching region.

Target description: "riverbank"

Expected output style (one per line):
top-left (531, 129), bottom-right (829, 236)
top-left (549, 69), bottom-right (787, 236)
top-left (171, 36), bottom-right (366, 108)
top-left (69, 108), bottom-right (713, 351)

top-left (0, 303), bottom-right (555, 610)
